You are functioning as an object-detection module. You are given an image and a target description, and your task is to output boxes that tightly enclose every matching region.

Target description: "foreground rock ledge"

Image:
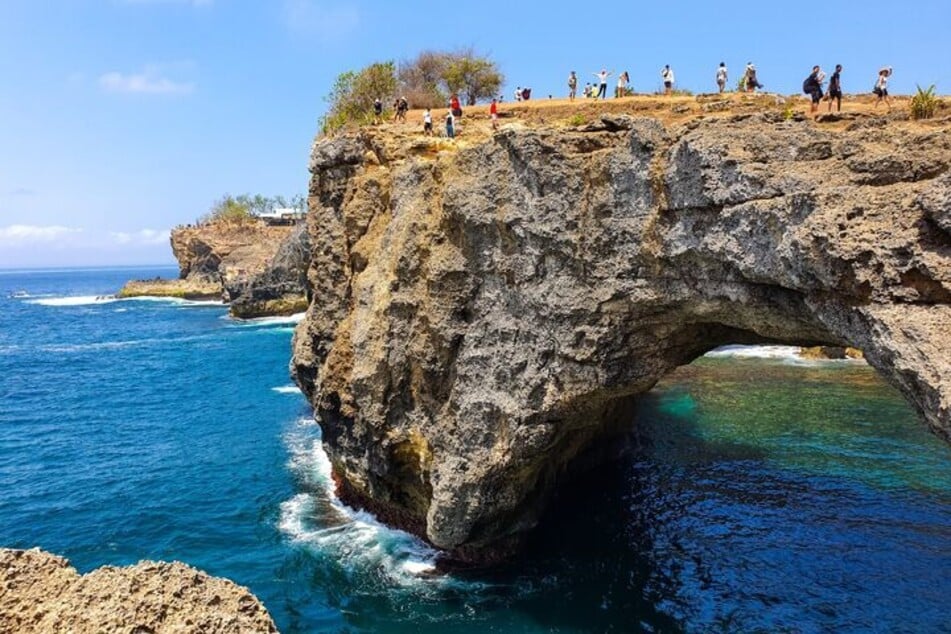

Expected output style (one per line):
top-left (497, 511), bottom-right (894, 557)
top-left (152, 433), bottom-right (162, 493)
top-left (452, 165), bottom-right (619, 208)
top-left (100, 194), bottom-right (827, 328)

top-left (0, 548), bottom-right (277, 633)
top-left (292, 111), bottom-right (951, 563)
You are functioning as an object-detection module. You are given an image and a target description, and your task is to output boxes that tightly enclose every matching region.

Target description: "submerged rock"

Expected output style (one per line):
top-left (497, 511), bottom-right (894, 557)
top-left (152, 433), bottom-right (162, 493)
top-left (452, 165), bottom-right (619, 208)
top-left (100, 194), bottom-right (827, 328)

top-left (291, 112), bottom-right (951, 562)
top-left (0, 548), bottom-right (277, 633)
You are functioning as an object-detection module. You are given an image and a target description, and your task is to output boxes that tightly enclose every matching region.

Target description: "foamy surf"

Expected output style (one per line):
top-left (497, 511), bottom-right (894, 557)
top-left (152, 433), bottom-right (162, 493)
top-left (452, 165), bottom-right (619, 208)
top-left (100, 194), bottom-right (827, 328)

top-left (705, 345), bottom-right (803, 359)
top-left (27, 295), bottom-right (119, 307)
top-left (279, 417), bottom-right (445, 587)
top-left (229, 313), bottom-right (306, 327)
top-left (26, 295), bottom-right (223, 308)
top-left (272, 385), bottom-right (302, 395)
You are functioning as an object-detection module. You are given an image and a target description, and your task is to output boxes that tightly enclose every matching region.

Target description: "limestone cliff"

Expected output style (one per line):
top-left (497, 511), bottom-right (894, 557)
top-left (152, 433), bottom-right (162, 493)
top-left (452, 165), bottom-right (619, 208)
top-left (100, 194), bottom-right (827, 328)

top-left (118, 220), bottom-right (309, 318)
top-left (292, 108), bottom-right (950, 562)
top-left (0, 548), bottom-right (277, 633)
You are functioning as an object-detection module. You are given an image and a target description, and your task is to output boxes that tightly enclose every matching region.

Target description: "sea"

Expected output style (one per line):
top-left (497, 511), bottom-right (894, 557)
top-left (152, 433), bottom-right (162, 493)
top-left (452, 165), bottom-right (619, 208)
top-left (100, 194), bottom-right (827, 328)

top-left (1, 266), bottom-right (948, 633)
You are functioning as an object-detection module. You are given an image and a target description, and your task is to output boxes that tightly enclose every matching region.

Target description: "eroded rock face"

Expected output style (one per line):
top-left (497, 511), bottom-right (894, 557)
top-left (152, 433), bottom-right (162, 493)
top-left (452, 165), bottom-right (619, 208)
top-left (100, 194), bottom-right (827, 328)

top-left (292, 113), bottom-right (951, 562)
top-left (0, 548), bottom-right (277, 633)
top-left (118, 220), bottom-right (310, 317)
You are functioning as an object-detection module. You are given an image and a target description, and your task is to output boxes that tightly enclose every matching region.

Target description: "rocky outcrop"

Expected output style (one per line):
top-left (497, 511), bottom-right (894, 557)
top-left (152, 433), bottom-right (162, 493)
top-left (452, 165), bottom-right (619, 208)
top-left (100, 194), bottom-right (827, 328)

top-left (119, 220), bottom-right (310, 317)
top-left (291, 111), bottom-right (951, 563)
top-left (0, 548), bottom-right (277, 633)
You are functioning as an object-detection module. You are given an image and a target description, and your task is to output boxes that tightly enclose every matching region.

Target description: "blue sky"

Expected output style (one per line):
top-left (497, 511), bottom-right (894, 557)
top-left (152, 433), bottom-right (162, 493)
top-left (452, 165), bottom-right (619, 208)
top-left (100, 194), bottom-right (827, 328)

top-left (1, 0), bottom-right (949, 268)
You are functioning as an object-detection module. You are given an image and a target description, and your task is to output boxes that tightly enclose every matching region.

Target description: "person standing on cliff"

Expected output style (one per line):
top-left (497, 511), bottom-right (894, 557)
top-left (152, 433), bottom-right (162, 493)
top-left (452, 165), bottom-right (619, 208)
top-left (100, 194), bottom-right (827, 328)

top-left (568, 71), bottom-right (578, 100)
top-left (716, 62), bottom-right (728, 93)
top-left (744, 62), bottom-right (763, 92)
top-left (593, 69), bottom-right (610, 99)
top-left (804, 65), bottom-right (824, 114)
top-left (874, 67), bottom-right (892, 109)
top-left (423, 108), bottom-right (433, 136)
top-left (828, 64), bottom-right (843, 113)
top-left (373, 98), bottom-right (383, 124)
top-left (616, 71), bottom-right (630, 98)
top-left (661, 65), bottom-right (675, 95)
top-left (445, 110), bottom-right (455, 139)
top-left (490, 98), bottom-right (499, 130)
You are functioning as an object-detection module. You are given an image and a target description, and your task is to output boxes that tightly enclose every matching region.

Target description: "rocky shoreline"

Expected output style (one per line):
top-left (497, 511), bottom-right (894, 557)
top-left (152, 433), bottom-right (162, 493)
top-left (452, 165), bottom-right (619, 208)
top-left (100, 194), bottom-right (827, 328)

top-left (292, 108), bottom-right (950, 563)
top-left (0, 548), bottom-right (277, 633)
top-left (119, 220), bottom-right (310, 319)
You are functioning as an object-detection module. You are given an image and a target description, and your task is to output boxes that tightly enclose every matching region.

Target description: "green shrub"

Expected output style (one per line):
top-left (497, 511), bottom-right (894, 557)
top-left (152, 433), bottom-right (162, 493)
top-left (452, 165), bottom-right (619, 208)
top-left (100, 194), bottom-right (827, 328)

top-left (911, 84), bottom-right (938, 120)
top-left (567, 113), bottom-right (587, 126)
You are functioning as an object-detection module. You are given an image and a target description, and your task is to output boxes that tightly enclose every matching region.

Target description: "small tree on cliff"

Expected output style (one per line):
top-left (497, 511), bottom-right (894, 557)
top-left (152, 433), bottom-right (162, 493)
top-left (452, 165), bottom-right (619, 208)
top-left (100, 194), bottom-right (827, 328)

top-left (322, 61), bottom-right (398, 132)
top-left (441, 48), bottom-right (504, 106)
top-left (396, 48), bottom-right (504, 108)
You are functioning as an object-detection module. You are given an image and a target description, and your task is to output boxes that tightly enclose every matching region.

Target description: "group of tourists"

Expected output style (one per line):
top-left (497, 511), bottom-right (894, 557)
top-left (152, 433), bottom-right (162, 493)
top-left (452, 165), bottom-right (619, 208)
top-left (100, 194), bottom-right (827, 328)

top-left (802, 65), bottom-right (892, 113)
top-left (570, 62), bottom-right (764, 100)
top-left (376, 61), bottom-right (898, 138)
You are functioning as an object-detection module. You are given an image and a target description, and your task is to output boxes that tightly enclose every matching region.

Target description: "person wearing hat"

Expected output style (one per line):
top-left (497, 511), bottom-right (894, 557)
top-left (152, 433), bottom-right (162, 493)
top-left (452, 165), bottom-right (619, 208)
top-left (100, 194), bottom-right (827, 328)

top-left (874, 67), bottom-right (892, 110)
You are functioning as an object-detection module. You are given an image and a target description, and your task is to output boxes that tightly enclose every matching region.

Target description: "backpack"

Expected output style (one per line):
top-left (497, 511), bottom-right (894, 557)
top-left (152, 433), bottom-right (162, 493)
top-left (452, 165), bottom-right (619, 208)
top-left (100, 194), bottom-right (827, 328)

top-left (802, 76), bottom-right (814, 94)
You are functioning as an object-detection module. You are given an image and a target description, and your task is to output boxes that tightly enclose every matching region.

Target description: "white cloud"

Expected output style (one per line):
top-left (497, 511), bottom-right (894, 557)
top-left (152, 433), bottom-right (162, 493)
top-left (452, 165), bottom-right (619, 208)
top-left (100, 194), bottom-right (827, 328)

top-left (99, 67), bottom-right (194, 95)
top-left (282, 0), bottom-right (359, 40)
top-left (110, 229), bottom-right (171, 246)
top-left (0, 225), bottom-right (83, 245)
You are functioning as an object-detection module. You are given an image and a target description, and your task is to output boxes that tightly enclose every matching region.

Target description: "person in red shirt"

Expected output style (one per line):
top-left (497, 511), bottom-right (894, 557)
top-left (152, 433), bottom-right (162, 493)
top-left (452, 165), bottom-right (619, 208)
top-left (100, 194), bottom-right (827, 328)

top-left (450, 94), bottom-right (462, 117)
top-left (490, 98), bottom-right (499, 130)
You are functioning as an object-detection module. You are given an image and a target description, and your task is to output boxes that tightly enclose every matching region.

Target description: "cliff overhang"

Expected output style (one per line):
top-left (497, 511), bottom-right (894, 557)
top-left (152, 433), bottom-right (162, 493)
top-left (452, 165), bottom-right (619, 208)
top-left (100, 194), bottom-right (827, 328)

top-left (292, 109), bottom-right (951, 562)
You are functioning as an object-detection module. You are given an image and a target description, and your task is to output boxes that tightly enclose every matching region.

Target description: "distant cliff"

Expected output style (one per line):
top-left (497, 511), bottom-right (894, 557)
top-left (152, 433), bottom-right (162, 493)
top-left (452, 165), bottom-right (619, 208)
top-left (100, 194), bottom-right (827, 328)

top-left (119, 220), bottom-right (310, 318)
top-left (291, 103), bottom-right (950, 563)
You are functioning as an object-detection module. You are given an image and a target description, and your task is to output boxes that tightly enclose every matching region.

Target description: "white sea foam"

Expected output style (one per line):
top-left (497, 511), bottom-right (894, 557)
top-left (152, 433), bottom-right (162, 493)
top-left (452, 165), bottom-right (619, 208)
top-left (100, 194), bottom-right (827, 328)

top-left (230, 312), bottom-right (306, 327)
top-left (27, 295), bottom-right (119, 306)
top-left (704, 345), bottom-right (804, 360)
top-left (272, 385), bottom-right (303, 395)
top-left (26, 295), bottom-right (224, 308)
top-left (279, 417), bottom-right (443, 587)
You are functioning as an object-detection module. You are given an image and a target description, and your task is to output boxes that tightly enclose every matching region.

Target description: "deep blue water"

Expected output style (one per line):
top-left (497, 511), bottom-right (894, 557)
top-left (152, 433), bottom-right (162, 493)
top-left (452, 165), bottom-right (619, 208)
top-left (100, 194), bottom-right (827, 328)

top-left (0, 267), bottom-right (948, 633)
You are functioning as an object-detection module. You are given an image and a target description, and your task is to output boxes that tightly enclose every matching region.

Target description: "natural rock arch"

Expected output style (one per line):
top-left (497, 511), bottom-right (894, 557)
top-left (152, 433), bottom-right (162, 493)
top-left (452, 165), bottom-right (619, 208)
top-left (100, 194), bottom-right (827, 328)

top-left (293, 112), bottom-right (950, 562)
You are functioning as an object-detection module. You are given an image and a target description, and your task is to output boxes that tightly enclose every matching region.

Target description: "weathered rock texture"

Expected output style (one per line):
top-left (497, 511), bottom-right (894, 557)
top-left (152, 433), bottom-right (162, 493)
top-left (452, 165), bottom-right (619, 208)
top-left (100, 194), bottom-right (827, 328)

top-left (119, 220), bottom-right (310, 318)
top-left (292, 112), bottom-right (951, 562)
top-left (0, 548), bottom-right (277, 633)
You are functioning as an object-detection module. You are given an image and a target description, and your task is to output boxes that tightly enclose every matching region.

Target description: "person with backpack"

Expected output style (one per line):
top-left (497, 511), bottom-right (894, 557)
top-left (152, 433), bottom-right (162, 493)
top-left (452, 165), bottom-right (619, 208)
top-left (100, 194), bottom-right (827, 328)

top-left (803, 66), bottom-right (824, 114)
top-left (568, 71), bottom-right (578, 101)
top-left (874, 67), bottom-right (892, 110)
top-left (661, 65), bottom-right (675, 95)
top-left (716, 63), bottom-right (728, 93)
top-left (827, 64), bottom-right (843, 113)
top-left (744, 62), bottom-right (763, 92)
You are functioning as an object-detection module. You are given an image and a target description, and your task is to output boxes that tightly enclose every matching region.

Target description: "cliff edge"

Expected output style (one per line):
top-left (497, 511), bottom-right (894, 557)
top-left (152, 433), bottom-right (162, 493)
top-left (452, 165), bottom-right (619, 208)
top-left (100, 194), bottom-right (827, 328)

top-left (0, 548), bottom-right (277, 633)
top-left (292, 99), bottom-right (950, 562)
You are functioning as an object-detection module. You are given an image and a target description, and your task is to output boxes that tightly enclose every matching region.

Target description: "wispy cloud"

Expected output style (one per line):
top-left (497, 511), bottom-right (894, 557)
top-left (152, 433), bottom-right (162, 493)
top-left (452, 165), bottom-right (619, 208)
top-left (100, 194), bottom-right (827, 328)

top-left (282, 0), bottom-right (359, 40)
top-left (0, 225), bottom-right (83, 245)
top-left (7, 188), bottom-right (37, 197)
top-left (99, 65), bottom-right (195, 95)
top-left (110, 229), bottom-right (171, 246)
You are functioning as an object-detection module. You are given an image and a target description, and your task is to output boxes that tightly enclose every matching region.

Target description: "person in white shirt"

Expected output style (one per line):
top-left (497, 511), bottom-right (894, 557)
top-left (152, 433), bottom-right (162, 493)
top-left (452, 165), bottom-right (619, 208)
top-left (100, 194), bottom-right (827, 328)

top-left (716, 63), bottom-right (728, 93)
top-left (661, 65), bottom-right (675, 95)
top-left (874, 67), bottom-right (892, 110)
top-left (422, 109), bottom-right (433, 136)
top-left (593, 69), bottom-right (611, 99)
top-left (615, 71), bottom-right (630, 98)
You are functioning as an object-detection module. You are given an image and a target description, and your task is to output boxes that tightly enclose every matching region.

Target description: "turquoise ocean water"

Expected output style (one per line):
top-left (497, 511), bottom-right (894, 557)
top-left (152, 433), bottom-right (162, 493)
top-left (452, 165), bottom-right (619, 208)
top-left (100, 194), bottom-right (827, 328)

top-left (0, 267), bottom-right (948, 633)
